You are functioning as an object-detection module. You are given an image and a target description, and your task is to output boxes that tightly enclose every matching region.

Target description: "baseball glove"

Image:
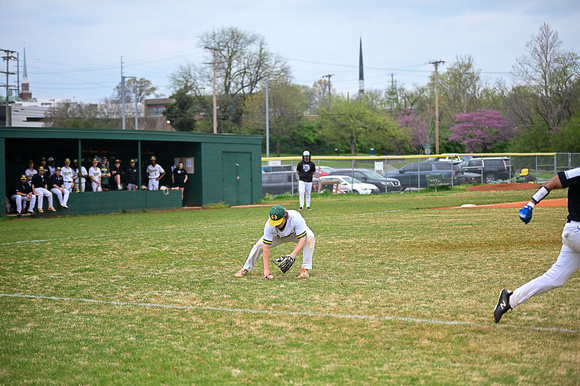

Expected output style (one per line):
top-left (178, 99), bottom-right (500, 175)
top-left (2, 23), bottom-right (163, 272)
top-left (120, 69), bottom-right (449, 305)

top-left (274, 255), bottom-right (295, 273)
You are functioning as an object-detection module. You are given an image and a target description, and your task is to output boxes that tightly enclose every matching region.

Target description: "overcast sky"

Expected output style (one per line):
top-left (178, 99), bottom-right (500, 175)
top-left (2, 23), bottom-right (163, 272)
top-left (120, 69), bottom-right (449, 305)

top-left (3, 0), bottom-right (580, 103)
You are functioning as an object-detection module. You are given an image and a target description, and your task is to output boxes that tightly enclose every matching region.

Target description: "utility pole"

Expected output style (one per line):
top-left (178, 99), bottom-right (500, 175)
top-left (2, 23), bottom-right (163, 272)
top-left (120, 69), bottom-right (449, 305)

top-left (121, 57), bottom-right (126, 130)
top-left (1, 49), bottom-right (17, 127)
top-left (265, 78), bottom-right (269, 158)
top-left (205, 46), bottom-right (222, 134)
top-left (322, 74), bottom-right (334, 109)
top-left (430, 60), bottom-right (445, 154)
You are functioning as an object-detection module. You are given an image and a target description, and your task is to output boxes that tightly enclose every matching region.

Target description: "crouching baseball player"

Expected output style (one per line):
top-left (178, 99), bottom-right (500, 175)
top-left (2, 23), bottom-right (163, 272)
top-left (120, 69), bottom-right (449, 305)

top-left (235, 205), bottom-right (315, 279)
top-left (494, 167), bottom-right (580, 323)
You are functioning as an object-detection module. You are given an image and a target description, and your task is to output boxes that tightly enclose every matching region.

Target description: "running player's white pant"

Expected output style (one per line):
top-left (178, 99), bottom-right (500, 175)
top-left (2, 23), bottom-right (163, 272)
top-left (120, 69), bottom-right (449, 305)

top-left (242, 228), bottom-right (316, 271)
top-left (299, 180), bottom-right (312, 209)
top-left (51, 188), bottom-right (70, 206)
top-left (148, 179), bottom-right (159, 190)
top-left (12, 194), bottom-right (36, 213)
top-left (510, 221), bottom-right (580, 309)
top-left (64, 181), bottom-right (74, 193)
top-left (35, 188), bottom-right (54, 209)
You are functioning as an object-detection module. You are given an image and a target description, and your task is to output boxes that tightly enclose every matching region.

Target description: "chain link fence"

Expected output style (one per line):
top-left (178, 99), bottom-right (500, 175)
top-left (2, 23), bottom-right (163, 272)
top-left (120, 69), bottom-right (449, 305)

top-left (261, 153), bottom-right (580, 196)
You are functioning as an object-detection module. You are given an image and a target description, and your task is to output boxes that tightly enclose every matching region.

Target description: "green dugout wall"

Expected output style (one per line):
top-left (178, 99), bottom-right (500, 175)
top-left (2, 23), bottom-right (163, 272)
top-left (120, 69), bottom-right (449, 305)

top-left (1, 127), bottom-right (263, 216)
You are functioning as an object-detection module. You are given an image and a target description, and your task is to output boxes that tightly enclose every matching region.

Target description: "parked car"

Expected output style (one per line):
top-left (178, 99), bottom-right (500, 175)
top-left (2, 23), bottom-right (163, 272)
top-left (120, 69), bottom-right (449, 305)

top-left (262, 164), bottom-right (293, 173)
top-left (262, 171), bottom-right (297, 196)
top-left (428, 154), bottom-right (473, 162)
top-left (461, 157), bottom-right (513, 183)
top-left (314, 165), bottom-right (335, 178)
top-left (328, 169), bottom-right (402, 193)
top-left (384, 161), bottom-right (465, 189)
top-left (319, 175), bottom-right (379, 194)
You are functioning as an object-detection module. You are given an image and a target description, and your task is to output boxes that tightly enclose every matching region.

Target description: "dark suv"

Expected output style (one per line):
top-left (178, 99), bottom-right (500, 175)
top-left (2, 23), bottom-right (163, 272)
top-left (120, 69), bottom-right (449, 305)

top-left (384, 161), bottom-right (465, 189)
top-left (262, 171), bottom-right (297, 197)
top-left (328, 169), bottom-right (402, 192)
top-left (461, 157), bottom-right (512, 183)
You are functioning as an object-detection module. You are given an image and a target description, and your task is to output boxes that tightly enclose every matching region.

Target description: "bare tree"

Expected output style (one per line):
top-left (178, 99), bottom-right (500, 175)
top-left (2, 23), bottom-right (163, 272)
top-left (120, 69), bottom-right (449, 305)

top-left (511, 23), bottom-right (580, 129)
top-left (169, 27), bottom-right (291, 128)
top-left (113, 78), bottom-right (158, 104)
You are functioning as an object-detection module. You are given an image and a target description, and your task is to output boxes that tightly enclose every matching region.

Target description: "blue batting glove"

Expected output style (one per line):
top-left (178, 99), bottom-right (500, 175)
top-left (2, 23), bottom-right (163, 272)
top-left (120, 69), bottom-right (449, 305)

top-left (519, 204), bottom-right (533, 224)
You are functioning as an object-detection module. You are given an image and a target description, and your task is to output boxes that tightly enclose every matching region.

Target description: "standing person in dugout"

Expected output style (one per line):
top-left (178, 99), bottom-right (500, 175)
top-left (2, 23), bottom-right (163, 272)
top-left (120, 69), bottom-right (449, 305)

top-left (61, 158), bottom-right (75, 193)
top-left (296, 150), bottom-right (316, 210)
top-left (172, 162), bottom-right (188, 201)
top-left (125, 159), bottom-right (139, 191)
top-left (494, 167), bottom-right (580, 323)
top-left (147, 156), bottom-right (165, 190)
top-left (99, 157), bottom-right (111, 191)
top-left (235, 205), bottom-right (315, 279)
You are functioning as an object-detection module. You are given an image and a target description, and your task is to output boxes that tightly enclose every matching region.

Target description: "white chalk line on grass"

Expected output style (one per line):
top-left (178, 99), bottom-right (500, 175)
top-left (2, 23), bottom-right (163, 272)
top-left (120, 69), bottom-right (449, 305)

top-left (1, 293), bottom-right (577, 334)
top-left (0, 209), bottom-right (409, 246)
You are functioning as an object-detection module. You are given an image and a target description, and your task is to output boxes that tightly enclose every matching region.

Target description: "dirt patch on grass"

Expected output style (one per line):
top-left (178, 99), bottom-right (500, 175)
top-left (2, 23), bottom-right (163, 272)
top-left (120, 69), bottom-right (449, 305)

top-left (466, 183), bottom-right (541, 191)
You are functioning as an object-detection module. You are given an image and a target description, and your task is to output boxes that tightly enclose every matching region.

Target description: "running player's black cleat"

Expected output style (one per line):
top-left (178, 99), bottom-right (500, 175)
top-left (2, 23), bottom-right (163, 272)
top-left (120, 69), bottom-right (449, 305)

top-left (494, 289), bottom-right (512, 323)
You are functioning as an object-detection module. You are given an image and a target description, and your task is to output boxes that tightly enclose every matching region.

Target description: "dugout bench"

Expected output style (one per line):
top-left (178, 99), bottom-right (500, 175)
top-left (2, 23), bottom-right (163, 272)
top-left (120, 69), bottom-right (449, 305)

top-left (426, 173), bottom-right (453, 192)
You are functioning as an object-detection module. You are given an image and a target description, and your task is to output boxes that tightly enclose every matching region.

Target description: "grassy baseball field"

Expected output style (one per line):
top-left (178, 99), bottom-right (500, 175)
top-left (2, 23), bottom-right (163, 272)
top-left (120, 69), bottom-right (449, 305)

top-left (1, 188), bottom-right (578, 384)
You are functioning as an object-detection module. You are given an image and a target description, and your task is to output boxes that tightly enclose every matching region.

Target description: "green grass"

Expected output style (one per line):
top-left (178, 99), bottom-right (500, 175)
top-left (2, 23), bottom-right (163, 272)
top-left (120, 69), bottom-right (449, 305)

top-left (1, 189), bottom-right (578, 384)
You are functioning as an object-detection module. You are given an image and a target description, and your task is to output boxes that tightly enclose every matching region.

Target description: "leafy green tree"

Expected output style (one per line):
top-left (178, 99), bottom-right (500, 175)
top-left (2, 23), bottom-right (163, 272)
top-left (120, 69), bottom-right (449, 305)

top-left (319, 97), bottom-right (410, 155)
top-left (242, 78), bottom-right (309, 156)
top-left (164, 89), bottom-right (199, 132)
top-left (113, 77), bottom-right (158, 103)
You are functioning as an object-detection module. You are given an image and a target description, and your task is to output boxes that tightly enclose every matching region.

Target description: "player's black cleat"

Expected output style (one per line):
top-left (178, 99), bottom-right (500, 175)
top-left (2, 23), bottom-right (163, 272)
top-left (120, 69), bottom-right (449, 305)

top-left (494, 289), bottom-right (513, 323)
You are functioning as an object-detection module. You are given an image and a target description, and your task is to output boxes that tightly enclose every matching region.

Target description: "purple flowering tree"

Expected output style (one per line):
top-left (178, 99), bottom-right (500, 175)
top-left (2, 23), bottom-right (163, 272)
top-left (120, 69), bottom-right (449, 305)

top-left (397, 112), bottom-right (429, 150)
top-left (449, 109), bottom-right (516, 152)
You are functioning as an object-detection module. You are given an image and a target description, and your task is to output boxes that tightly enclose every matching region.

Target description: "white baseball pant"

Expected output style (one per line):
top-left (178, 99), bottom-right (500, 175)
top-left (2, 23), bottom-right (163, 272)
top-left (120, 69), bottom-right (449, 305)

top-left (12, 194), bottom-right (36, 213)
top-left (299, 180), bottom-right (312, 209)
top-left (148, 179), bottom-right (159, 190)
top-left (35, 188), bottom-right (54, 209)
top-left (242, 228), bottom-right (316, 271)
top-left (51, 188), bottom-right (70, 206)
top-left (510, 221), bottom-right (580, 309)
top-left (64, 181), bottom-right (74, 193)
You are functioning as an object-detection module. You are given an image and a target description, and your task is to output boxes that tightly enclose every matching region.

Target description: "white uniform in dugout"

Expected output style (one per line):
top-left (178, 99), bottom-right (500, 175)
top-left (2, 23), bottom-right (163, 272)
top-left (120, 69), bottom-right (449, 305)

top-left (147, 164), bottom-right (165, 190)
top-left (241, 208), bottom-right (315, 274)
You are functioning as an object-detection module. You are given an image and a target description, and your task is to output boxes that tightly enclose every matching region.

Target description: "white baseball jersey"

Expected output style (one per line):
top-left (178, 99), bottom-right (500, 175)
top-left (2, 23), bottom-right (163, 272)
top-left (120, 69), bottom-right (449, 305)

top-left (74, 166), bottom-right (88, 183)
top-left (147, 164), bottom-right (165, 179)
top-left (89, 166), bottom-right (102, 181)
top-left (61, 166), bottom-right (75, 182)
top-left (25, 168), bottom-right (37, 178)
top-left (263, 210), bottom-right (308, 245)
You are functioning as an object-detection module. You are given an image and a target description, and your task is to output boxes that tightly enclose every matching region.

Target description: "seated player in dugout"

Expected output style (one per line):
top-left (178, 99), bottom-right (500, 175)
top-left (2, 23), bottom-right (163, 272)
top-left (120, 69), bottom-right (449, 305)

top-left (235, 205), bottom-right (315, 279)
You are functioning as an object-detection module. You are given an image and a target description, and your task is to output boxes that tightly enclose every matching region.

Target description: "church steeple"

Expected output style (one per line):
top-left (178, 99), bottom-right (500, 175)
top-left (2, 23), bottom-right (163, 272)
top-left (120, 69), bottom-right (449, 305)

top-left (20, 47), bottom-right (32, 101)
top-left (358, 37), bottom-right (364, 95)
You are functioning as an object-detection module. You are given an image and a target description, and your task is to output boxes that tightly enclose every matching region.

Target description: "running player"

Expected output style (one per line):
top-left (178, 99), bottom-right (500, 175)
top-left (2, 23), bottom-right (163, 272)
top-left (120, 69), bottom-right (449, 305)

top-left (235, 205), bottom-right (315, 279)
top-left (296, 150), bottom-right (316, 210)
top-left (494, 167), bottom-right (580, 323)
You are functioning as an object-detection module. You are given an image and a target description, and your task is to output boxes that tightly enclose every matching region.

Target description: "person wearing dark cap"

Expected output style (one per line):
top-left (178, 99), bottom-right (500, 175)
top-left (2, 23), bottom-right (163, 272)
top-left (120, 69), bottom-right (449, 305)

top-left (88, 158), bottom-right (102, 192)
top-left (146, 156), bottom-right (165, 190)
top-left (49, 167), bottom-right (70, 208)
top-left (61, 158), bottom-right (75, 193)
top-left (296, 150), bottom-right (316, 210)
top-left (31, 167), bottom-right (56, 213)
top-left (125, 159), bottom-right (139, 191)
top-left (72, 159), bottom-right (88, 193)
top-left (110, 159), bottom-right (124, 191)
top-left (235, 205), bottom-right (315, 279)
top-left (25, 160), bottom-right (37, 179)
top-left (12, 175), bottom-right (37, 216)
